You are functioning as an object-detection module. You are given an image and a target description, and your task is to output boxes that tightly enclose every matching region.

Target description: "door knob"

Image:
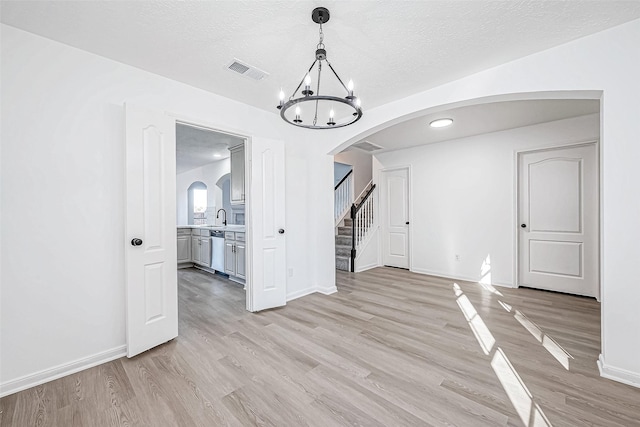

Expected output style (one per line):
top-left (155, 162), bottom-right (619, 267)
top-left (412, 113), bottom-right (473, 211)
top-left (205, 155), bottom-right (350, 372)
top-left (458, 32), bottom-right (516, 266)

top-left (131, 238), bottom-right (143, 246)
top-left (278, 229), bottom-right (285, 234)
top-left (405, 222), bottom-right (410, 225)
top-left (521, 224), bottom-right (527, 228)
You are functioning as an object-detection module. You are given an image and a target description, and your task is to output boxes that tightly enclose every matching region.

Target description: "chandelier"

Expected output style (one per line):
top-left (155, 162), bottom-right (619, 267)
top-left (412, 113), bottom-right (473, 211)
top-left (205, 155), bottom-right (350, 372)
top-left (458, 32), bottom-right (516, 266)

top-left (277, 7), bottom-right (363, 129)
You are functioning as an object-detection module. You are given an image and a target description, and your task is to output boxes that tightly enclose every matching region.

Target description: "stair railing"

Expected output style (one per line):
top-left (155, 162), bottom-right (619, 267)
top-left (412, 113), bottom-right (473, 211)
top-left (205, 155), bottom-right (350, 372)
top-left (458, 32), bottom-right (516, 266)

top-left (350, 184), bottom-right (376, 272)
top-left (334, 169), bottom-right (353, 226)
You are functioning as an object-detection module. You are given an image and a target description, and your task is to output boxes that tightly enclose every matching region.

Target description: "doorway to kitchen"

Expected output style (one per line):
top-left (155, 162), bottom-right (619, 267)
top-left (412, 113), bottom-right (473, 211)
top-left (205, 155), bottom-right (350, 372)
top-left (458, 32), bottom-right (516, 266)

top-left (125, 105), bottom-right (287, 357)
top-left (175, 122), bottom-right (248, 297)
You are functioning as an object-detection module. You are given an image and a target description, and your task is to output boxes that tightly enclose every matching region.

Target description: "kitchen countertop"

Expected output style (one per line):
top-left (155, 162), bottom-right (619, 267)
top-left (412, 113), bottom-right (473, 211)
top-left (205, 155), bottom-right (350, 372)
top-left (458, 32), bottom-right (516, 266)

top-left (177, 225), bottom-right (245, 232)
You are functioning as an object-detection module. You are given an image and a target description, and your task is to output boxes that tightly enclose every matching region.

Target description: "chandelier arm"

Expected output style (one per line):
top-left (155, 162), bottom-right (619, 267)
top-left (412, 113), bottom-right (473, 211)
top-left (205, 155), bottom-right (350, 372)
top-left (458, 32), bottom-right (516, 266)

top-left (324, 59), bottom-right (350, 94)
top-left (291, 59), bottom-right (318, 98)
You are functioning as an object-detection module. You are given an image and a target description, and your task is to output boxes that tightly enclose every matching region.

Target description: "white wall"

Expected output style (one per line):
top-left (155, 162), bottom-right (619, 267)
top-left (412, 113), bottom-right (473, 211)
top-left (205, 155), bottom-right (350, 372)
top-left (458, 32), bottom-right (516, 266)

top-left (3, 15), bottom-right (640, 393)
top-left (176, 159), bottom-right (229, 225)
top-left (312, 19), bottom-right (640, 385)
top-left (374, 114), bottom-right (599, 286)
top-left (334, 149), bottom-right (373, 198)
top-left (0, 24), bottom-right (326, 393)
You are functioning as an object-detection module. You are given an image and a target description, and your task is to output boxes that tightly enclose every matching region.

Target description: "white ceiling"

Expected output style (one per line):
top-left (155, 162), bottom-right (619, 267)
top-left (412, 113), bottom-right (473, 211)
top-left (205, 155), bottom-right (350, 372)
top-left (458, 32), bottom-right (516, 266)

top-left (354, 99), bottom-right (600, 153)
top-left (2, 1), bottom-right (639, 115)
top-left (176, 124), bottom-right (243, 174)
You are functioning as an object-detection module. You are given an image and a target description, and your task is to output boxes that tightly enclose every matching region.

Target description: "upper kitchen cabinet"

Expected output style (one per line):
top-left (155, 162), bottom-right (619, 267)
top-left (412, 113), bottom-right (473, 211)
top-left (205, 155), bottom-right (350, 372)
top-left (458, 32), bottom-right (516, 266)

top-left (229, 143), bottom-right (245, 205)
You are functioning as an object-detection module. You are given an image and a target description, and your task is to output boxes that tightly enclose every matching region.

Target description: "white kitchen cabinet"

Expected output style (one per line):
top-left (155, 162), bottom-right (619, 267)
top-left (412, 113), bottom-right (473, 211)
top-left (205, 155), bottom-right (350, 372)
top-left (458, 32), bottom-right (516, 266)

top-left (177, 234), bottom-right (191, 263)
top-left (235, 242), bottom-right (246, 279)
top-left (230, 144), bottom-right (245, 205)
top-left (225, 241), bottom-right (236, 275)
top-left (201, 237), bottom-right (211, 268)
top-left (224, 231), bottom-right (245, 280)
top-left (191, 235), bottom-right (201, 264)
top-left (189, 229), bottom-right (211, 268)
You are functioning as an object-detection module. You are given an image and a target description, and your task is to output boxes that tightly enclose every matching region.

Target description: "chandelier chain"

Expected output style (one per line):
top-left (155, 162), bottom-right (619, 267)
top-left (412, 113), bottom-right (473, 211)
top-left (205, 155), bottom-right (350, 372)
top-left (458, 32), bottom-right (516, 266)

top-left (317, 21), bottom-right (325, 49)
top-left (313, 61), bottom-right (323, 126)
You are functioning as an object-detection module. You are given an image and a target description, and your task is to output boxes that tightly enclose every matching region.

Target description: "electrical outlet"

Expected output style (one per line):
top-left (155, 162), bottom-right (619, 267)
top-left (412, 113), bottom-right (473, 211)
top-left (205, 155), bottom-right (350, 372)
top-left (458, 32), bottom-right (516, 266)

top-left (455, 254), bottom-right (460, 261)
top-left (288, 268), bottom-right (294, 277)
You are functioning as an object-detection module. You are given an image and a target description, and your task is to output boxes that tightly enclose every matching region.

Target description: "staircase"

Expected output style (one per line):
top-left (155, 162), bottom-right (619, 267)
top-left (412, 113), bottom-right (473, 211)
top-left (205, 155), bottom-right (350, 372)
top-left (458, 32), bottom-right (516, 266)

top-left (335, 218), bottom-right (353, 271)
top-left (335, 182), bottom-right (376, 272)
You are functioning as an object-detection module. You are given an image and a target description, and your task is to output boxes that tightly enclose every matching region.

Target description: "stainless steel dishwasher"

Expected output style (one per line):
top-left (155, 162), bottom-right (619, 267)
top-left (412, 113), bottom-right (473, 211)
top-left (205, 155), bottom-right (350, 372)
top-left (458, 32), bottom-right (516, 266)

top-left (210, 230), bottom-right (225, 272)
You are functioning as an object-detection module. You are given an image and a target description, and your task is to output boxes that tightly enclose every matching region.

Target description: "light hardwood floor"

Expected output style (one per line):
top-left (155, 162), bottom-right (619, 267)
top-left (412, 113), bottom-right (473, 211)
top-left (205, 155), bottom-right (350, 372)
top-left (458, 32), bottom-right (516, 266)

top-left (2, 267), bottom-right (640, 426)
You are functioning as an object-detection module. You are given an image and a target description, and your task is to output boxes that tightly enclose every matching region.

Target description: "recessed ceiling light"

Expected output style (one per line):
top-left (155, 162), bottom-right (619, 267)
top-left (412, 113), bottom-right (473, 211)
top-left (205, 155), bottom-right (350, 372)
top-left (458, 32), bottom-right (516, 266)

top-left (213, 153), bottom-right (222, 158)
top-left (430, 118), bottom-right (453, 128)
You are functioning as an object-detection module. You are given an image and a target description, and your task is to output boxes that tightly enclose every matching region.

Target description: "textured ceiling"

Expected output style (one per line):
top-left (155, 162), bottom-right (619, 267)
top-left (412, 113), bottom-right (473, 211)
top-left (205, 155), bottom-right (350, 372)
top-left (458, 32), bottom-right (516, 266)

top-left (352, 99), bottom-right (600, 153)
top-left (2, 1), bottom-right (639, 114)
top-left (176, 124), bottom-right (243, 174)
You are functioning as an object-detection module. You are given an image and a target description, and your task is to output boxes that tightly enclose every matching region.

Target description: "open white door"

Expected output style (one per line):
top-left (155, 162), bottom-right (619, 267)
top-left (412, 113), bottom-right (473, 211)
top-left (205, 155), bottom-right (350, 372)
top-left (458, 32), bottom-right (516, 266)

top-left (125, 104), bottom-right (178, 357)
top-left (247, 137), bottom-right (287, 312)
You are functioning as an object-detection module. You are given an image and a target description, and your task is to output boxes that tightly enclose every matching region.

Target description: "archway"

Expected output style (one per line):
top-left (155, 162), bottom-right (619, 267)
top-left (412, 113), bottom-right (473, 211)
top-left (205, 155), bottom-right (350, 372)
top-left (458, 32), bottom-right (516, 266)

top-left (187, 181), bottom-right (207, 225)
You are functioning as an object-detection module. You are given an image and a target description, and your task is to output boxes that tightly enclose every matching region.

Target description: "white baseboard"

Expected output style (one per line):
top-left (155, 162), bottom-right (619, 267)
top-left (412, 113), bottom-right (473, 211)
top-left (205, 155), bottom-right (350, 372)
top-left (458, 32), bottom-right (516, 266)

top-left (410, 268), bottom-right (479, 283)
top-left (493, 281), bottom-right (516, 289)
top-left (355, 262), bottom-right (379, 273)
top-left (286, 287), bottom-right (317, 302)
top-left (410, 268), bottom-right (515, 288)
top-left (597, 354), bottom-right (640, 388)
top-left (0, 345), bottom-right (127, 397)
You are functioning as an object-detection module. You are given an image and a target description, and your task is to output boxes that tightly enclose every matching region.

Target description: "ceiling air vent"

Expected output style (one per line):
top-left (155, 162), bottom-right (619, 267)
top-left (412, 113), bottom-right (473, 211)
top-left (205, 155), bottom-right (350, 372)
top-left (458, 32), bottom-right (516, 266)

top-left (352, 140), bottom-right (384, 152)
top-left (225, 59), bottom-right (269, 81)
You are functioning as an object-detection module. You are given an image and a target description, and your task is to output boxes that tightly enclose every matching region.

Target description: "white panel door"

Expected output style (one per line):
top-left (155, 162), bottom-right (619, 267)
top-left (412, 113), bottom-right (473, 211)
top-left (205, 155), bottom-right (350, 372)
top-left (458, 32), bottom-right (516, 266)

top-left (382, 168), bottom-right (410, 269)
top-left (248, 138), bottom-right (286, 311)
top-left (125, 104), bottom-right (178, 357)
top-left (518, 143), bottom-right (598, 297)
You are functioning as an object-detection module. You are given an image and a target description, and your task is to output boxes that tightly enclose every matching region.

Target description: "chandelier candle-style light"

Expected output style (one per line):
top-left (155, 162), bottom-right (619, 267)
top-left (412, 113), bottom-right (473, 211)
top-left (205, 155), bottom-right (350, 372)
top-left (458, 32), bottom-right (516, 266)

top-left (277, 7), bottom-right (363, 129)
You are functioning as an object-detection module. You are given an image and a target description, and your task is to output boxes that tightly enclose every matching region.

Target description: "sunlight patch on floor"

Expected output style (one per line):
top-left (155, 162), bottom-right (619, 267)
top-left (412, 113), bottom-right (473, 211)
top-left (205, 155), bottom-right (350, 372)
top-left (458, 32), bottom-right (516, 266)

top-left (478, 254), bottom-right (503, 296)
top-left (453, 284), bottom-right (553, 426)
top-left (514, 310), bottom-right (573, 370)
top-left (491, 348), bottom-right (552, 427)
top-left (499, 300), bottom-right (513, 312)
top-left (454, 286), bottom-right (496, 355)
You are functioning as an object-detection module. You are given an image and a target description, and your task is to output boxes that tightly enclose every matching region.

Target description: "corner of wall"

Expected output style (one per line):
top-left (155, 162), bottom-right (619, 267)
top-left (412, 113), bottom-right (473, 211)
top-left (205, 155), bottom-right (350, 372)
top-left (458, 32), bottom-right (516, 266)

top-left (316, 285), bottom-right (338, 295)
top-left (598, 354), bottom-right (640, 389)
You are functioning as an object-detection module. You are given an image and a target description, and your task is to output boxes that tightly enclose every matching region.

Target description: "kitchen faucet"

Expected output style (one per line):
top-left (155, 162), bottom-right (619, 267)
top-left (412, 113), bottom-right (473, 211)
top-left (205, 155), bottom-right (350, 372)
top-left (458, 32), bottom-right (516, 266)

top-left (216, 209), bottom-right (227, 226)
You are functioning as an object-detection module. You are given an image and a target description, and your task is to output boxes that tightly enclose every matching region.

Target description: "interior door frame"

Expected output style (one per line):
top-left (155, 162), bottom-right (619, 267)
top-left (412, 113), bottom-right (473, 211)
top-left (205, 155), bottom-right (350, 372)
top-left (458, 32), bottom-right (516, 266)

top-left (379, 165), bottom-right (412, 270)
top-left (513, 139), bottom-right (600, 301)
top-left (169, 114), bottom-right (255, 312)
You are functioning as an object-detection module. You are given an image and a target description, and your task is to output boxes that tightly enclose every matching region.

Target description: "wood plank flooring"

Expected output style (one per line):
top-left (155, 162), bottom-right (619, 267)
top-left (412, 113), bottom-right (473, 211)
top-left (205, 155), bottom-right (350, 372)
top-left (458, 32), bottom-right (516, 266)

top-left (2, 267), bottom-right (640, 426)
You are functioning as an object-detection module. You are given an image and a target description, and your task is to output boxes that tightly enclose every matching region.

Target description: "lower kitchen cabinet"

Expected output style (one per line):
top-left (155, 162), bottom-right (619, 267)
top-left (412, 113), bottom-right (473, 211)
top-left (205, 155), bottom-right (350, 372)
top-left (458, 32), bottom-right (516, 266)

top-left (235, 242), bottom-right (246, 279)
top-left (177, 231), bottom-right (191, 263)
top-left (181, 228), bottom-right (211, 268)
top-left (225, 241), bottom-right (236, 275)
top-left (200, 237), bottom-right (211, 267)
top-left (191, 235), bottom-right (201, 264)
top-left (225, 232), bottom-right (246, 280)
top-left (178, 228), bottom-right (243, 276)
